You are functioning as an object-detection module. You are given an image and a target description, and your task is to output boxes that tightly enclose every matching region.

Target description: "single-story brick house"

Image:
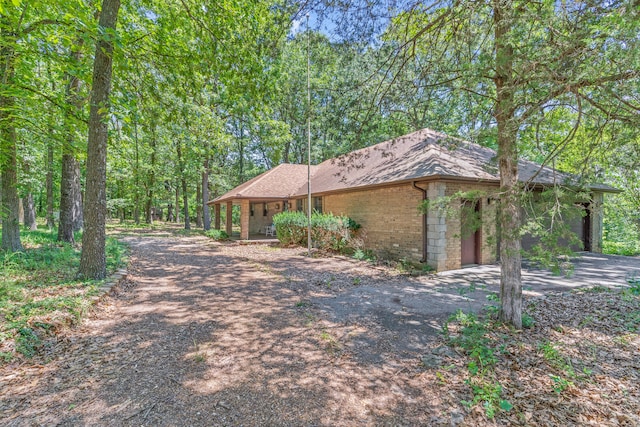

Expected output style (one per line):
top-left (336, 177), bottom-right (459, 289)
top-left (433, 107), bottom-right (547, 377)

top-left (210, 128), bottom-right (616, 271)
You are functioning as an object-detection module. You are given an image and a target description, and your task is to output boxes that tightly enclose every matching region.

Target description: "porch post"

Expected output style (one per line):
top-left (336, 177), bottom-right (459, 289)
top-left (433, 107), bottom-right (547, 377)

top-left (590, 192), bottom-right (604, 253)
top-left (214, 203), bottom-right (221, 230)
top-left (240, 199), bottom-right (250, 240)
top-left (225, 201), bottom-right (233, 236)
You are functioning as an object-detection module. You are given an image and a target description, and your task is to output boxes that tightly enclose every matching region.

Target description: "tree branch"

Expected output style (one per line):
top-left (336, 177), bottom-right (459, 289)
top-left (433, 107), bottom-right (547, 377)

top-left (518, 70), bottom-right (638, 124)
top-left (22, 19), bottom-right (69, 35)
top-left (17, 84), bottom-right (88, 124)
top-left (577, 92), bottom-right (640, 124)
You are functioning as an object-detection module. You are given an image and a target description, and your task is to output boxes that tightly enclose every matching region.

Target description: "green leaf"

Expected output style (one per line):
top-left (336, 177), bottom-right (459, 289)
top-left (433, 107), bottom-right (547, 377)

top-left (499, 400), bottom-right (513, 411)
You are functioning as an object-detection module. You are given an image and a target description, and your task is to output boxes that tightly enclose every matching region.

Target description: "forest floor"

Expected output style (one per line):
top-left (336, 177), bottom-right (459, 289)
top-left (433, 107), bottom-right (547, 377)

top-left (1, 226), bottom-right (639, 426)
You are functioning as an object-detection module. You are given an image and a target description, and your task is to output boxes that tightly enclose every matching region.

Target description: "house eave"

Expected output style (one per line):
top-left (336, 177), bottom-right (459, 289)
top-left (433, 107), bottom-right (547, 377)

top-left (208, 195), bottom-right (291, 205)
top-left (289, 175), bottom-right (500, 198)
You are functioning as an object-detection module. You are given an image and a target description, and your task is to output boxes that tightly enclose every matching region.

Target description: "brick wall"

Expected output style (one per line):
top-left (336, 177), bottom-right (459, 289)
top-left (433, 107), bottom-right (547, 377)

top-left (442, 182), bottom-right (499, 270)
top-left (240, 200), bottom-right (250, 239)
top-left (324, 181), bottom-right (499, 271)
top-left (248, 201), bottom-right (286, 234)
top-left (324, 184), bottom-right (424, 263)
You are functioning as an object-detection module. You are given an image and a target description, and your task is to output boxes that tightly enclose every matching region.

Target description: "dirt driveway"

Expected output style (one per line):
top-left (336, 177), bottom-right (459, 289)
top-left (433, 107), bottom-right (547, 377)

top-left (2, 234), bottom-right (639, 426)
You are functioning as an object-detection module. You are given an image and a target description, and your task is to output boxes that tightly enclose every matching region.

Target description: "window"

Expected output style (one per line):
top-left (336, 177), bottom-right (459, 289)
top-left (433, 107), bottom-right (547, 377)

top-left (296, 199), bottom-right (303, 212)
top-left (313, 197), bottom-right (323, 213)
top-left (263, 203), bottom-right (268, 216)
top-left (250, 203), bottom-right (254, 216)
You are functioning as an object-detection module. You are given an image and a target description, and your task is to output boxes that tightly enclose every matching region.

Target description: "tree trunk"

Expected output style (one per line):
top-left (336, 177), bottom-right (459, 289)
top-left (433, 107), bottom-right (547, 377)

top-left (145, 125), bottom-right (156, 224)
top-left (21, 157), bottom-right (38, 231)
top-left (59, 154), bottom-right (76, 242)
top-left (238, 123), bottom-right (245, 182)
top-left (0, 34), bottom-right (23, 252)
top-left (182, 177), bottom-right (190, 230)
top-left (60, 156), bottom-right (83, 236)
top-left (494, 0), bottom-right (522, 329)
top-left (133, 119), bottom-right (140, 224)
top-left (0, 124), bottom-right (23, 252)
top-left (59, 37), bottom-right (85, 242)
top-left (195, 181), bottom-right (202, 228)
top-left (72, 159), bottom-right (83, 231)
top-left (175, 137), bottom-right (188, 227)
top-left (24, 193), bottom-right (37, 230)
top-left (174, 185), bottom-right (180, 223)
top-left (145, 193), bottom-right (154, 224)
top-left (283, 140), bottom-right (290, 164)
top-left (202, 158), bottom-right (211, 230)
top-left (18, 198), bottom-right (24, 224)
top-left (46, 138), bottom-right (55, 228)
top-left (79, 0), bottom-right (121, 280)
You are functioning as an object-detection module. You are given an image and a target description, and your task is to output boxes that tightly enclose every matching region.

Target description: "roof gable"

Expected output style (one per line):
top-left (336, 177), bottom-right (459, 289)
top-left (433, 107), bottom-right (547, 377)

top-left (213, 163), bottom-right (318, 203)
top-left (295, 129), bottom-right (498, 195)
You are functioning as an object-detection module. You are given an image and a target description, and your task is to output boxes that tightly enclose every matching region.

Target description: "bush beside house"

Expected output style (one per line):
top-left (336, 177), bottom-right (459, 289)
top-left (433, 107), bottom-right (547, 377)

top-left (273, 211), bottom-right (361, 252)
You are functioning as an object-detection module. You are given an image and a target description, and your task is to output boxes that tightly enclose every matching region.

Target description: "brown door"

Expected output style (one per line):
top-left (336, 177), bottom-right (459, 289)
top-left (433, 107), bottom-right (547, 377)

top-left (581, 203), bottom-right (592, 251)
top-left (461, 200), bottom-right (480, 265)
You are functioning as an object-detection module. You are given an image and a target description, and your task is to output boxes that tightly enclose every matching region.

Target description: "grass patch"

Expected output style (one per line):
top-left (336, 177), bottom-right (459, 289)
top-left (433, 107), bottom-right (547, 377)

top-left (319, 329), bottom-right (341, 355)
top-left (0, 226), bottom-right (128, 361)
top-left (603, 240), bottom-right (640, 256)
top-left (105, 219), bottom-right (156, 230)
top-left (627, 274), bottom-right (640, 295)
top-left (173, 228), bottom-right (206, 237)
top-left (205, 229), bottom-right (229, 240)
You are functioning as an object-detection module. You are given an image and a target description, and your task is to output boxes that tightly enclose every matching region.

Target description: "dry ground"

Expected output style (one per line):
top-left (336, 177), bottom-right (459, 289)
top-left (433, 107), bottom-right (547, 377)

top-left (1, 229), bottom-right (639, 426)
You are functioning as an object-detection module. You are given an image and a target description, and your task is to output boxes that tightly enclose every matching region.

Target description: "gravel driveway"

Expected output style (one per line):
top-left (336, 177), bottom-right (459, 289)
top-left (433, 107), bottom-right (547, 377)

top-left (2, 233), bottom-right (639, 426)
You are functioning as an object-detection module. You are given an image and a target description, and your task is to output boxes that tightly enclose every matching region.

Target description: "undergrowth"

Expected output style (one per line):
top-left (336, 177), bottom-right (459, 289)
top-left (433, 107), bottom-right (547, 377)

top-left (603, 240), bottom-right (640, 256)
top-left (205, 229), bottom-right (229, 240)
top-left (0, 226), bottom-right (127, 362)
top-left (443, 310), bottom-right (512, 419)
top-left (627, 273), bottom-right (640, 295)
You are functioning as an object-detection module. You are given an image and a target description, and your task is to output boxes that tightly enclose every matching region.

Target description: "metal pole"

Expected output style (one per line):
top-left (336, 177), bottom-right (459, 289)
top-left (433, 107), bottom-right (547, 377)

top-left (306, 14), bottom-right (312, 257)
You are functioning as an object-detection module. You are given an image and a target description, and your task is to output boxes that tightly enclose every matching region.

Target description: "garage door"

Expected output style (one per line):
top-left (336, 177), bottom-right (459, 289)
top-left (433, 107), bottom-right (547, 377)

top-left (521, 203), bottom-right (591, 252)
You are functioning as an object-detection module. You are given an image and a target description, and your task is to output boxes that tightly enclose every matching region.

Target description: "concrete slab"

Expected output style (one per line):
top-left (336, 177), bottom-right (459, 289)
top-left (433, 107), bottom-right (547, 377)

top-left (436, 252), bottom-right (640, 296)
top-left (314, 252), bottom-right (640, 359)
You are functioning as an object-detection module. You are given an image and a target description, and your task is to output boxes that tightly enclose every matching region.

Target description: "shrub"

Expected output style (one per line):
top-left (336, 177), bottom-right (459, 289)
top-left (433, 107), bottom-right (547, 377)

top-left (272, 211), bottom-right (361, 252)
top-left (205, 229), bottom-right (229, 240)
top-left (272, 211), bottom-right (309, 245)
top-left (353, 248), bottom-right (376, 262)
top-left (311, 212), bottom-right (359, 251)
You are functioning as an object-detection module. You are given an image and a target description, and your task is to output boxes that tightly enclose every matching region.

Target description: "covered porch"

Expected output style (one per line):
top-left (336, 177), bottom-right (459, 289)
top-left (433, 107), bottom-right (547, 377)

top-left (210, 198), bottom-right (290, 241)
top-left (208, 163), bottom-right (314, 240)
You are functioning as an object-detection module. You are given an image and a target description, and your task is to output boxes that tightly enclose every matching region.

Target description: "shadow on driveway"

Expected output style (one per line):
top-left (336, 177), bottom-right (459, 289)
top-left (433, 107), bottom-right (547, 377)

top-left (314, 252), bottom-right (640, 360)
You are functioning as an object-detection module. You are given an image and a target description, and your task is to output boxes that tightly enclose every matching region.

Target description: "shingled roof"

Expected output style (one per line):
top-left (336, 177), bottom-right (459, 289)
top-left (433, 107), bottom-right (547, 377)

top-left (288, 128), bottom-right (616, 196)
top-left (213, 128), bottom-right (617, 204)
top-left (213, 163), bottom-right (319, 204)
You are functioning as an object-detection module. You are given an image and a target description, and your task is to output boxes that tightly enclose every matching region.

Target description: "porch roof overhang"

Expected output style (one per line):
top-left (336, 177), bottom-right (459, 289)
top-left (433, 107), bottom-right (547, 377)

top-left (209, 163), bottom-right (319, 206)
top-left (208, 196), bottom-right (290, 205)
